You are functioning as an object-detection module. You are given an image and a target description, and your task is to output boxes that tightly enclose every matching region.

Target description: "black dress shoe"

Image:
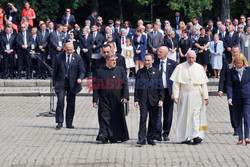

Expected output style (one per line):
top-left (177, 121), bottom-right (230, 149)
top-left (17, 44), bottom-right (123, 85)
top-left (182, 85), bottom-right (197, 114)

top-left (66, 125), bottom-right (75, 129)
top-left (163, 134), bottom-right (170, 141)
top-left (56, 123), bottom-right (63, 130)
top-left (233, 130), bottom-right (238, 136)
top-left (137, 140), bottom-right (146, 145)
top-left (193, 137), bottom-right (202, 144)
top-left (155, 134), bottom-right (162, 141)
top-left (147, 140), bottom-right (156, 145)
top-left (109, 138), bottom-right (117, 143)
top-left (98, 135), bottom-right (108, 144)
top-left (181, 140), bottom-right (191, 144)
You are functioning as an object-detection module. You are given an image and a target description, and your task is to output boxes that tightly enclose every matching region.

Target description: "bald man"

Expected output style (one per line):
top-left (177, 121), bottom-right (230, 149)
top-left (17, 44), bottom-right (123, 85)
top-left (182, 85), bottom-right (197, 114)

top-left (53, 42), bottom-right (85, 130)
top-left (153, 46), bottom-right (177, 141)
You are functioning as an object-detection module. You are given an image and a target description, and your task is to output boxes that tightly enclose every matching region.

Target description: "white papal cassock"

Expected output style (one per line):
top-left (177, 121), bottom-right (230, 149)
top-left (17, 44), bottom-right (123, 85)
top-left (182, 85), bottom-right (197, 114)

top-left (170, 61), bottom-right (209, 142)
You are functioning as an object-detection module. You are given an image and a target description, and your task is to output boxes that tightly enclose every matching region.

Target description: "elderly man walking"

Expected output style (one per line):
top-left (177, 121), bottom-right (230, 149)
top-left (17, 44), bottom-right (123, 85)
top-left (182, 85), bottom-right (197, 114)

top-left (170, 50), bottom-right (209, 144)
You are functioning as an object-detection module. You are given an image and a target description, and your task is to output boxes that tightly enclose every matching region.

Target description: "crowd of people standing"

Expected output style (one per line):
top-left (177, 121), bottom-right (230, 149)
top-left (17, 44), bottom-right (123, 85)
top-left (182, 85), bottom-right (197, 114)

top-left (0, 2), bottom-right (249, 146)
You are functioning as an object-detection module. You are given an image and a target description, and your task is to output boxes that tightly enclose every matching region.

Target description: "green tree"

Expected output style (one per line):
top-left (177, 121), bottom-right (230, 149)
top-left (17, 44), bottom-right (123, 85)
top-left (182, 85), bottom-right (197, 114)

top-left (167, 0), bottom-right (213, 21)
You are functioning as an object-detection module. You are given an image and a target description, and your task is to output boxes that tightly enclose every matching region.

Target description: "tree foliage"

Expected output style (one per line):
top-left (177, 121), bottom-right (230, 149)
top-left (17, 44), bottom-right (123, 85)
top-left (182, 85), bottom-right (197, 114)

top-left (167, 0), bottom-right (213, 20)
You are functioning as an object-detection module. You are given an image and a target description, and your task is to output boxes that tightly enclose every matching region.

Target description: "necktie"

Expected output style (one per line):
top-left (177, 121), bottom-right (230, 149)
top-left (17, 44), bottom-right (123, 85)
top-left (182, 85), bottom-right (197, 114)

top-left (93, 33), bottom-right (96, 41)
top-left (23, 32), bottom-right (27, 45)
top-left (67, 55), bottom-right (70, 78)
top-left (230, 33), bottom-right (232, 39)
top-left (42, 31), bottom-right (45, 42)
top-left (160, 61), bottom-right (164, 73)
top-left (7, 34), bottom-right (10, 41)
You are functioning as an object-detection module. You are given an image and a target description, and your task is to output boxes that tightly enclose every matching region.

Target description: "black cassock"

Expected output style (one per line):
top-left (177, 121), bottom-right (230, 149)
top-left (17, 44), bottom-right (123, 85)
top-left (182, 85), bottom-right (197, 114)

top-left (93, 65), bottom-right (129, 142)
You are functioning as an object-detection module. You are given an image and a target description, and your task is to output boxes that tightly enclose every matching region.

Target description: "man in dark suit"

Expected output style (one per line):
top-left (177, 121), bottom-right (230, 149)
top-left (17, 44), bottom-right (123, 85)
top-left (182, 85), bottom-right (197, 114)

top-left (30, 27), bottom-right (40, 78)
top-left (219, 45), bottom-right (241, 135)
top-left (5, 20), bottom-right (17, 36)
top-left (79, 27), bottom-right (94, 77)
top-left (171, 12), bottom-right (183, 30)
top-left (1, 27), bottom-right (16, 79)
top-left (219, 24), bottom-right (227, 45)
top-left (224, 25), bottom-right (239, 58)
top-left (123, 21), bottom-right (135, 39)
top-left (87, 10), bottom-right (98, 27)
top-left (115, 28), bottom-right (126, 54)
top-left (147, 23), bottom-right (163, 57)
top-left (134, 54), bottom-right (164, 145)
top-left (16, 23), bottom-right (32, 79)
top-left (207, 20), bottom-right (217, 35)
top-left (37, 23), bottom-right (50, 79)
top-left (61, 8), bottom-right (76, 26)
top-left (49, 24), bottom-right (65, 68)
top-left (103, 26), bottom-right (115, 42)
top-left (91, 25), bottom-right (103, 54)
top-left (153, 46), bottom-right (177, 141)
top-left (96, 16), bottom-right (106, 35)
top-left (53, 42), bottom-right (85, 130)
top-left (114, 19), bottom-right (122, 38)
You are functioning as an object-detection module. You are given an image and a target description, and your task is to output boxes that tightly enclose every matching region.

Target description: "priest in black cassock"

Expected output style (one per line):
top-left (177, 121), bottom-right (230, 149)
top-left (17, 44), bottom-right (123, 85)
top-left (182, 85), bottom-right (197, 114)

top-left (93, 54), bottom-right (129, 143)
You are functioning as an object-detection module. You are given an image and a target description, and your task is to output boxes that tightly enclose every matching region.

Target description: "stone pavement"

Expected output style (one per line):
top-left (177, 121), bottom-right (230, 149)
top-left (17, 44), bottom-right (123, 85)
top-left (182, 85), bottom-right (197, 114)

top-left (0, 96), bottom-right (249, 167)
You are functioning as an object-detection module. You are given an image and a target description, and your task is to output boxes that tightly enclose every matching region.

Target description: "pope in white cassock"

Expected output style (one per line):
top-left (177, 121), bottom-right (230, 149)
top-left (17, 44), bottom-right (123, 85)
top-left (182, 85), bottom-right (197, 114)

top-left (170, 50), bottom-right (209, 144)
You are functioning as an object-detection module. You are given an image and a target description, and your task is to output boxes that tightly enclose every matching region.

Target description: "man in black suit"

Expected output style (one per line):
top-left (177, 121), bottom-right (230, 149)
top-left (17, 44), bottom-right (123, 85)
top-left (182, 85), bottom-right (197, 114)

top-left (49, 24), bottom-right (65, 68)
top-left (5, 20), bottom-right (17, 36)
top-left (134, 54), bottom-right (164, 145)
top-left (1, 27), bottom-right (16, 79)
top-left (87, 10), bottom-right (98, 27)
top-left (153, 46), bottom-right (177, 141)
top-left (16, 23), bottom-right (32, 79)
top-left (224, 25), bottom-right (239, 58)
top-left (53, 42), bottom-right (85, 130)
top-left (37, 23), bottom-right (50, 79)
top-left (91, 25), bottom-right (103, 54)
top-left (79, 27), bottom-right (94, 77)
top-left (171, 12), bottom-right (183, 30)
top-left (219, 45), bottom-right (241, 135)
top-left (30, 27), bottom-right (40, 78)
top-left (114, 19), bottom-right (122, 38)
top-left (115, 28), bottom-right (126, 54)
top-left (123, 21), bottom-right (135, 39)
top-left (97, 16), bottom-right (106, 35)
top-left (61, 8), bottom-right (76, 26)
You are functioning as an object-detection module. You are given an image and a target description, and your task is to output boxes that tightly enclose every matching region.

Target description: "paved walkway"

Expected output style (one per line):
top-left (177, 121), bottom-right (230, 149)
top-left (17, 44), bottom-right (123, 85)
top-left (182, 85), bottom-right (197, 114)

top-left (0, 96), bottom-right (249, 167)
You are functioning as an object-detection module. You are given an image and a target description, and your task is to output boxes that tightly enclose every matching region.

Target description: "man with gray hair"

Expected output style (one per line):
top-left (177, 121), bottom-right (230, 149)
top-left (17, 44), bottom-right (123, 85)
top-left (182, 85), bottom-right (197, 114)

top-left (224, 25), bottom-right (239, 58)
top-left (170, 50), bottom-right (209, 144)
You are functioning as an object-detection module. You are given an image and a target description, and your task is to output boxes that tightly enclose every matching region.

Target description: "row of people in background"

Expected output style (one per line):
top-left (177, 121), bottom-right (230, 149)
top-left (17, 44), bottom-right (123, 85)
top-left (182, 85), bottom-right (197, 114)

top-left (0, 3), bottom-right (249, 79)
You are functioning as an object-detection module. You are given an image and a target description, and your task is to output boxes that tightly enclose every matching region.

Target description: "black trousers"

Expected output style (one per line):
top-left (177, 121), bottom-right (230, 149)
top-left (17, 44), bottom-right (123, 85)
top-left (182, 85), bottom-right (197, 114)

top-left (18, 50), bottom-right (31, 77)
top-left (138, 103), bottom-right (159, 141)
top-left (229, 104), bottom-right (238, 130)
top-left (156, 89), bottom-right (174, 136)
top-left (81, 52), bottom-right (91, 77)
top-left (3, 53), bottom-right (14, 78)
top-left (55, 79), bottom-right (76, 126)
top-left (37, 53), bottom-right (46, 78)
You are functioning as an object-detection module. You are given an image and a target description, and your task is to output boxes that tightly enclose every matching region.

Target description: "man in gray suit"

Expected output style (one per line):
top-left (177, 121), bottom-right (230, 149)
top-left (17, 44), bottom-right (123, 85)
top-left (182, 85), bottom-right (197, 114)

top-left (239, 25), bottom-right (250, 61)
top-left (147, 22), bottom-right (163, 57)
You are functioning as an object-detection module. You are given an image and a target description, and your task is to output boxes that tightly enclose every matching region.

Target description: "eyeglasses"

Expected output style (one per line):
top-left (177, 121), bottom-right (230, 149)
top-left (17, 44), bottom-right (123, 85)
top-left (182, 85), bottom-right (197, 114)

top-left (66, 11), bottom-right (70, 12)
top-left (238, 27), bottom-right (243, 29)
top-left (21, 27), bottom-right (25, 28)
top-left (103, 51), bottom-right (109, 53)
top-left (70, 34), bottom-right (74, 35)
top-left (240, 18), bottom-right (245, 19)
top-left (97, 19), bottom-right (102, 21)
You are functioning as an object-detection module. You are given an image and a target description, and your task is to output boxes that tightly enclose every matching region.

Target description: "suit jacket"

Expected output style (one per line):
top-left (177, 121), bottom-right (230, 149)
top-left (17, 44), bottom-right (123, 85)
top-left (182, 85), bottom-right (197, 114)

top-left (1, 34), bottom-right (16, 53)
top-left (79, 34), bottom-right (94, 56)
top-left (37, 30), bottom-right (50, 54)
top-left (16, 31), bottom-right (32, 53)
top-left (87, 15), bottom-right (97, 27)
top-left (227, 67), bottom-right (250, 99)
top-left (133, 34), bottom-right (147, 57)
top-left (115, 35), bottom-right (126, 54)
top-left (90, 32), bottom-right (103, 53)
top-left (126, 28), bottom-right (135, 39)
top-left (100, 24), bottom-right (106, 35)
top-left (171, 16), bottom-right (184, 30)
top-left (153, 58), bottom-right (177, 96)
top-left (219, 56), bottom-right (233, 92)
top-left (29, 34), bottom-right (40, 53)
top-left (147, 31), bottom-right (163, 53)
top-left (62, 14), bottom-right (76, 25)
top-left (219, 31), bottom-right (227, 44)
top-left (102, 33), bottom-right (116, 43)
top-left (224, 31), bottom-right (239, 49)
top-left (164, 37), bottom-right (178, 49)
top-left (53, 52), bottom-right (85, 94)
top-left (134, 67), bottom-right (164, 106)
top-left (49, 31), bottom-right (66, 56)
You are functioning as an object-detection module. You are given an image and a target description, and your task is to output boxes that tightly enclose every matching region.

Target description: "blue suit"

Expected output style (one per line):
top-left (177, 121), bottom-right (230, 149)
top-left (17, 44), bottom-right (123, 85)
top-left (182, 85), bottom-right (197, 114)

top-left (133, 34), bottom-right (147, 61)
top-left (227, 67), bottom-right (250, 141)
top-left (153, 58), bottom-right (177, 138)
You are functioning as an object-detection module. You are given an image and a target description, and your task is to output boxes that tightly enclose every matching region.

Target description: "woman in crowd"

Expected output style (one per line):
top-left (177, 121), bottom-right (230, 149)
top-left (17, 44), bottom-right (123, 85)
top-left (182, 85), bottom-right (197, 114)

top-left (237, 24), bottom-right (244, 37)
top-left (104, 35), bottom-right (117, 53)
top-left (225, 19), bottom-right (232, 29)
top-left (176, 21), bottom-right (185, 40)
top-left (227, 53), bottom-right (250, 145)
top-left (121, 38), bottom-right (135, 78)
top-left (145, 24), bottom-right (152, 35)
top-left (164, 30), bottom-right (178, 61)
top-left (178, 29), bottom-right (192, 63)
top-left (195, 27), bottom-right (210, 72)
top-left (209, 33), bottom-right (224, 78)
top-left (67, 31), bottom-right (78, 52)
top-left (133, 27), bottom-right (147, 73)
